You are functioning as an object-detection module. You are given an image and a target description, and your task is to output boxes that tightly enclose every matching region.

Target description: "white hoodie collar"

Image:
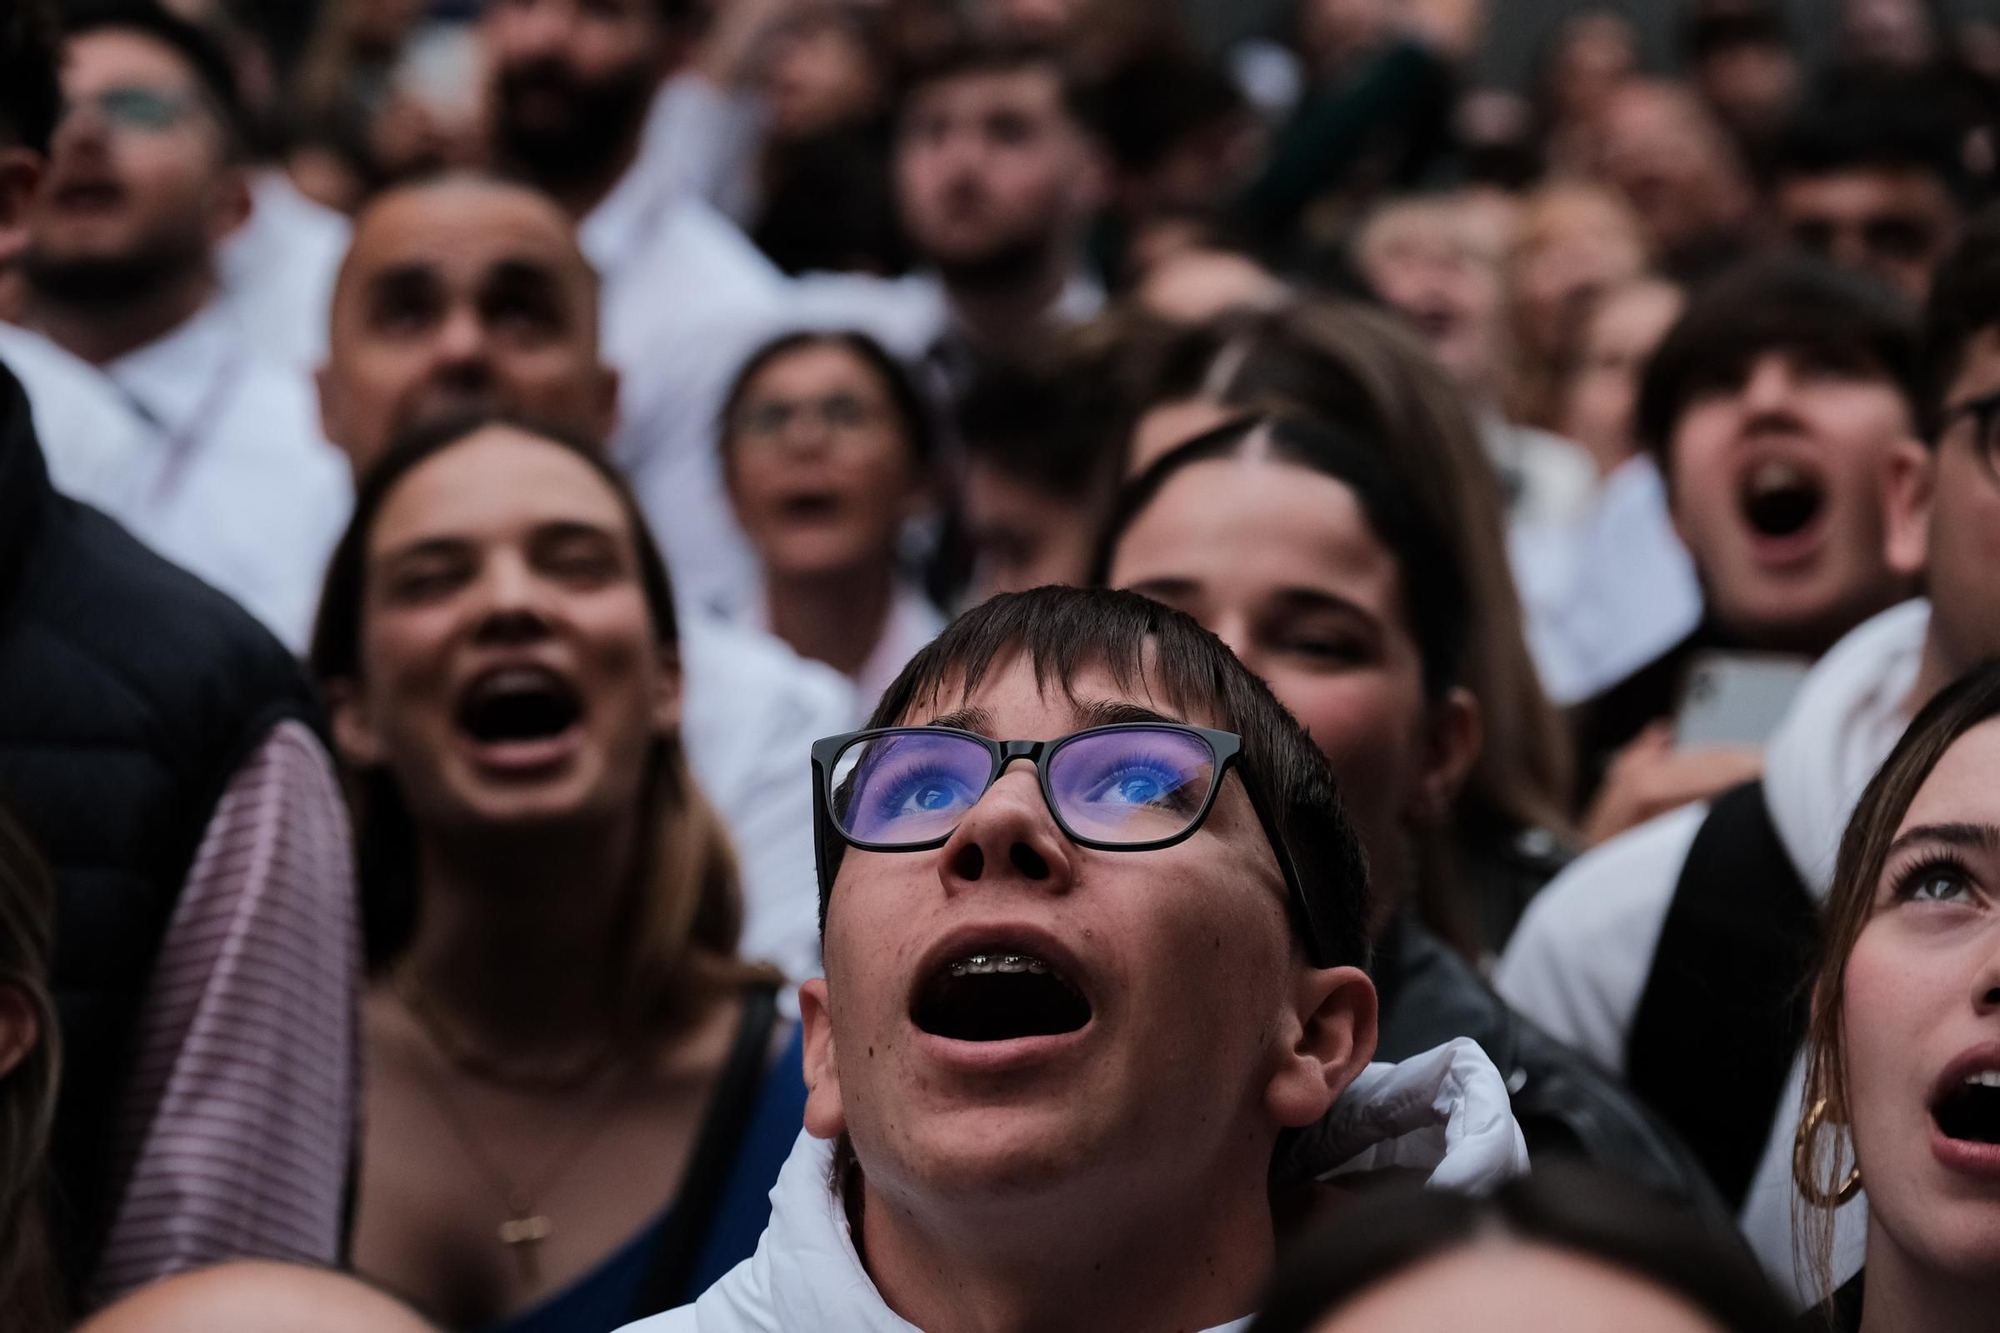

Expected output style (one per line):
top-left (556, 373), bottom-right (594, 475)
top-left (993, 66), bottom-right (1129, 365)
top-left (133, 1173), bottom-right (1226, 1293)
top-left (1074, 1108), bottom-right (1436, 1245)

top-left (620, 1037), bottom-right (1525, 1332)
top-left (1760, 600), bottom-right (1931, 901)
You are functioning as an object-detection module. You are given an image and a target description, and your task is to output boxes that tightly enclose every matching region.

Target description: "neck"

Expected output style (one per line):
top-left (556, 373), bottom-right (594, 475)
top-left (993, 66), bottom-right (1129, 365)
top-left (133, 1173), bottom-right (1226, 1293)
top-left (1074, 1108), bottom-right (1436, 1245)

top-left (548, 131), bottom-right (646, 222)
top-left (1859, 1215), bottom-right (2000, 1333)
top-left (856, 1151), bottom-right (1273, 1333)
top-left (942, 249), bottom-right (1074, 359)
top-left (765, 563), bottom-right (896, 681)
top-left (400, 811), bottom-right (641, 1055)
top-left (1906, 626), bottom-right (1962, 721)
top-left (30, 264), bottom-right (215, 366)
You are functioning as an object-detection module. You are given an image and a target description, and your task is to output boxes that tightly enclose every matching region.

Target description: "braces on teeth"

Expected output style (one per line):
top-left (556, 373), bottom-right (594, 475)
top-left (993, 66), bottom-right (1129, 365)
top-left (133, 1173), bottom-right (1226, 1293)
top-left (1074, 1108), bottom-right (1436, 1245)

top-left (949, 954), bottom-right (1050, 977)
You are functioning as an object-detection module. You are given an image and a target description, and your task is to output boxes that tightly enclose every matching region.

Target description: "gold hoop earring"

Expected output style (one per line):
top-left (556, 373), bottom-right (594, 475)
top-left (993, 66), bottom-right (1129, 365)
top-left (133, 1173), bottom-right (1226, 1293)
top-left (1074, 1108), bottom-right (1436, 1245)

top-left (1793, 1097), bottom-right (1863, 1208)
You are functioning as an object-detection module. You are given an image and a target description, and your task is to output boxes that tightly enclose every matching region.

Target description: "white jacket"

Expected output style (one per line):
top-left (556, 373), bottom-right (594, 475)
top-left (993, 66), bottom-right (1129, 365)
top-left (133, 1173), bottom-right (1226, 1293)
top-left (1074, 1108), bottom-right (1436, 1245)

top-left (620, 1037), bottom-right (1527, 1333)
top-left (1496, 599), bottom-right (1931, 1302)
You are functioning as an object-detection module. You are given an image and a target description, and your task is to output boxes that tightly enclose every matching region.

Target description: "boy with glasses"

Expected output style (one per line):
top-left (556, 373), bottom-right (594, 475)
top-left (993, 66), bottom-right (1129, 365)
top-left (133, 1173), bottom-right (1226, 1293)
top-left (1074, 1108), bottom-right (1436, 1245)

top-left (623, 586), bottom-right (1525, 1332)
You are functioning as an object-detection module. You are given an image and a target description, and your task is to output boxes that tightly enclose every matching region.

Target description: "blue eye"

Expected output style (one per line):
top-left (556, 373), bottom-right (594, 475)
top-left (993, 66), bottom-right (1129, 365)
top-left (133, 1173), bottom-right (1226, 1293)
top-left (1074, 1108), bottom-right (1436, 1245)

top-left (1078, 758), bottom-right (1197, 811)
top-left (872, 764), bottom-right (979, 824)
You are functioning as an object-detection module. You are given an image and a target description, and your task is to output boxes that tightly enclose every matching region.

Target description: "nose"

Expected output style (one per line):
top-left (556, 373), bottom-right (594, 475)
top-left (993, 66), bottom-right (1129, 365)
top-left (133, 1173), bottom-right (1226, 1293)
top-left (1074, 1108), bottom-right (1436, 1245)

top-left (937, 760), bottom-right (1074, 897)
top-left (1739, 356), bottom-right (1803, 421)
top-left (470, 552), bottom-right (553, 644)
top-left (431, 304), bottom-right (492, 377)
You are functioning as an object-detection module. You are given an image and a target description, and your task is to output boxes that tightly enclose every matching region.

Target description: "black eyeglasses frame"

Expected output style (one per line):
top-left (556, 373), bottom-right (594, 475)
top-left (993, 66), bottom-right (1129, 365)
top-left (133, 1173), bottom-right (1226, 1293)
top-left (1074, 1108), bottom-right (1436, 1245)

top-left (808, 722), bottom-right (1334, 967)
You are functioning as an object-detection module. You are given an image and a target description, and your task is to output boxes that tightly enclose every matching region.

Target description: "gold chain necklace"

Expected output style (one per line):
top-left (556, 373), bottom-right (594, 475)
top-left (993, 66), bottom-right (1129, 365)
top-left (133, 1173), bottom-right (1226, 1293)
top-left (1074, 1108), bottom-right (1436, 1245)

top-left (394, 975), bottom-right (633, 1280)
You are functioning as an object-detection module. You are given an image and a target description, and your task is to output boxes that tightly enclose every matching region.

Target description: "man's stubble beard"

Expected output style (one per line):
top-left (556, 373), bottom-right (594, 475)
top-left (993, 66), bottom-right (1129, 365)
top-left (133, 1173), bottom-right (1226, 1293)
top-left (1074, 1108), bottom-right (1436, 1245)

top-left (930, 229), bottom-right (1061, 298)
top-left (24, 224), bottom-right (208, 314)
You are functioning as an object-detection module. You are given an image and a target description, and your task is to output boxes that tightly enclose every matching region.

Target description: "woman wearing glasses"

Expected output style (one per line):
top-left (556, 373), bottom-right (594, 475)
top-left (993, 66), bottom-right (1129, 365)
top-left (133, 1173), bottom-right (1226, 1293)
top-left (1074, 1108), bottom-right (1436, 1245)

top-left (311, 415), bottom-right (806, 1333)
top-left (1793, 659), bottom-right (2000, 1332)
top-left (721, 331), bottom-right (945, 706)
top-left (1101, 414), bottom-right (1718, 1207)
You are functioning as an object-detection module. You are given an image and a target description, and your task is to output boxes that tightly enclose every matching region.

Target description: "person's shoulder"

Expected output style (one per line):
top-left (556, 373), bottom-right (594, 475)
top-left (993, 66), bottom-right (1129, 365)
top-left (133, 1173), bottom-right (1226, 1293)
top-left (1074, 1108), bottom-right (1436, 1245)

top-left (17, 496), bottom-right (318, 730)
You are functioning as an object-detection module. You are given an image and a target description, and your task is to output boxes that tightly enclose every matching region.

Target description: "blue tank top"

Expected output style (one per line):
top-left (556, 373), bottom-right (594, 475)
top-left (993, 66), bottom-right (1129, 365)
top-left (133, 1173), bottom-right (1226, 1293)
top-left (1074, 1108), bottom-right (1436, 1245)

top-left (478, 1022), bottom-right (808, 1333)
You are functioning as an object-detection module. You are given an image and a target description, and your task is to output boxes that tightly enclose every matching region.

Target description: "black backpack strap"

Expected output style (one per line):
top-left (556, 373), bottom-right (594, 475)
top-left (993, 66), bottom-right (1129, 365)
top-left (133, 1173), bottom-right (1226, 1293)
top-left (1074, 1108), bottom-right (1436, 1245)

top-left (1626, 781), bottom-right (1819, 1211)
top-left (627, 982), bottom-right (783, 1318)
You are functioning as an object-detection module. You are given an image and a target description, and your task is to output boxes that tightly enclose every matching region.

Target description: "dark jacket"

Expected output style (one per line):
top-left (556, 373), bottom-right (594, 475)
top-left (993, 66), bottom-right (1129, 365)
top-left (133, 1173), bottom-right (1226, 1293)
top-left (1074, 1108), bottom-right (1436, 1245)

top-left (0, 363), bottom-right (324, 1291)
top-left (1376, 915), bottom-right (1729, 1220)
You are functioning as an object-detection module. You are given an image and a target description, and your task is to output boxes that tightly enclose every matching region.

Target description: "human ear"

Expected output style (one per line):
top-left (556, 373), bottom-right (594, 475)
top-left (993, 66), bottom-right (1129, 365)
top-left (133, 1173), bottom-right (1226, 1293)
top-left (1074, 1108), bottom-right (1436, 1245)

top-left (1265, 965), bottom-right (1379, 1129)
top-left (1883, 438), bottom-right (1934, 580)
top-left (326, 677), bottom-right (389, 770)
top-left (652, 643), bottom-right (684, 738)
top-left (1413, 688), bottom-right (1482, 823)
top-left (0, 982), bottom-right (41, 1082)
top-left (0, 147), bottom-right (41, 269)
top-left (799, 977), bottom-right (848, 1141)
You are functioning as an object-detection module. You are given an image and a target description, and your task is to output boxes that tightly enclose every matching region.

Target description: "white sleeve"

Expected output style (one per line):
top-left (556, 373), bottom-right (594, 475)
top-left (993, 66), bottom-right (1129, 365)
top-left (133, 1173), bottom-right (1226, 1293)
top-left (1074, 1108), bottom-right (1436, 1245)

top-left (1493, 802), bottom-right (1709, 1076)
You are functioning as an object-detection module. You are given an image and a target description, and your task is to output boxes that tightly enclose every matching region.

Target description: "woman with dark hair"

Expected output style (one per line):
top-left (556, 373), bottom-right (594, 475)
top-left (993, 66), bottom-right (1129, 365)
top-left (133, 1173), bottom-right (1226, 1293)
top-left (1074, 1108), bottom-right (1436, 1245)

top-left (1793, 658), bottom-right (2000, 1331)
top-left (0, 804), bottom-right (60, 1333)
top-left (1122, 301), bottom-right (1572, 953)
top-left (1101, 413), bottom-right (1719, 1207)
top-left (721, 330), bottom-right (945, 707)
top-left (312, 415), bottom-right (806, 1333)
top-left (1251, 1161), bottom-right (1790, 1333)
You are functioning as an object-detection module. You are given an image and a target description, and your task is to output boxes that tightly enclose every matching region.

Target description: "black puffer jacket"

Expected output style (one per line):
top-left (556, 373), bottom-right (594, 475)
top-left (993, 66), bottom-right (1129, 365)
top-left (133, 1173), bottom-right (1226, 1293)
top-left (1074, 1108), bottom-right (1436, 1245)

top-left (1376, 915), bottom-right (1730, 1220)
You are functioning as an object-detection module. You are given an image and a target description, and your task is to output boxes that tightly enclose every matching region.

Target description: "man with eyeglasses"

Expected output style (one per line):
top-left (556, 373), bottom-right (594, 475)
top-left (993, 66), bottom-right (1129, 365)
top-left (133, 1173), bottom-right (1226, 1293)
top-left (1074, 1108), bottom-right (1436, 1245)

top-left (621, 586), bottom-right (1526, 1332)
top-left (1499, 211), bottom-right (2000, 1301)
top-left (13, 0), bottom-right (348, 650)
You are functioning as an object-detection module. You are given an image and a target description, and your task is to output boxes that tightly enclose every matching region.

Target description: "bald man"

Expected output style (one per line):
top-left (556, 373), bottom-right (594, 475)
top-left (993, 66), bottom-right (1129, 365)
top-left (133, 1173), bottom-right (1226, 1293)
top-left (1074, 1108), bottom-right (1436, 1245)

top-left (314, 171), bottom-right (854, 990)
top-left (317, 173), bottom-right (620, 478)
top-left (79, 1262), bottom-right (438, 1333)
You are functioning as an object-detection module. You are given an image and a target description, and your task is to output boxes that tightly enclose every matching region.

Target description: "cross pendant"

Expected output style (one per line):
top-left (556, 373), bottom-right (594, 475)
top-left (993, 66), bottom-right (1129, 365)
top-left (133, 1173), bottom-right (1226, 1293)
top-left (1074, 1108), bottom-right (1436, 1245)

top-left (498, 1214), bottom-right (553, 1281)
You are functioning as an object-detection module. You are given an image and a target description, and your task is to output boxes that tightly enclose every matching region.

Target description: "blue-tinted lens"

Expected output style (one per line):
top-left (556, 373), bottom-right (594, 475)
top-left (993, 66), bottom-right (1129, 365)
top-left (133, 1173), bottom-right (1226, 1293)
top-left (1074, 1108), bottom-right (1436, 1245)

top-left (1046, 727), bottom-right (1216, 844)
top-left (832, 731), bottom-right (994, 845)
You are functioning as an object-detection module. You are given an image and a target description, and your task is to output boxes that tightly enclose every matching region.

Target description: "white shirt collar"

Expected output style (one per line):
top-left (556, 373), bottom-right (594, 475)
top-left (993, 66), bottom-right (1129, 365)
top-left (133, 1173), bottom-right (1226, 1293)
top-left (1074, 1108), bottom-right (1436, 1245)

top-left (103, 299), bottom-right (242, 436)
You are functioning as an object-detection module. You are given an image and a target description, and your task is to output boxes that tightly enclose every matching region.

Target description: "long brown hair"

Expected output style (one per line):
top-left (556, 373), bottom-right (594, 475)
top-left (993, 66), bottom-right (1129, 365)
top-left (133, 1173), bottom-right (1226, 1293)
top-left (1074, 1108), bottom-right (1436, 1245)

top-left (309, 413), bottom-right (778, 1031)
top-left (0, 803), bottom-right (61, 1333)
top-left (1796, 658), bottom-right (2000, 1303)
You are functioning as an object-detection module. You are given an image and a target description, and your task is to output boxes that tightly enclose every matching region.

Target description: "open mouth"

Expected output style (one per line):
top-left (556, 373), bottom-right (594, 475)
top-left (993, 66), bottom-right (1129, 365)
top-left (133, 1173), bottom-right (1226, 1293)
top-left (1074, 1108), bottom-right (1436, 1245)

top-left (1935, 1072), bottom-right (2000, 1146)
top-left (1739, 459), bottom-right (1826, 540)
top-left (911, 949), bottom-right (1092, 1043)
top-left (454, 666), bottom-right (583, 746)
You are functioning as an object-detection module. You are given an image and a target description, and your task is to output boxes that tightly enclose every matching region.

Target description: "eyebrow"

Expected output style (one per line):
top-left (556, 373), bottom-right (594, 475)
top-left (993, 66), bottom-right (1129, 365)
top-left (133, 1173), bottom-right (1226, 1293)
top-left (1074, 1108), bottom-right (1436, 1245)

top-left (377, 535), bottom-right (470, 566)
top-left (1886, 822), bottom-right (2000, 859)
top-left (925, 706), bottom-right (995, 733)
top-left (1074, 698), bottom-right (1183, 730)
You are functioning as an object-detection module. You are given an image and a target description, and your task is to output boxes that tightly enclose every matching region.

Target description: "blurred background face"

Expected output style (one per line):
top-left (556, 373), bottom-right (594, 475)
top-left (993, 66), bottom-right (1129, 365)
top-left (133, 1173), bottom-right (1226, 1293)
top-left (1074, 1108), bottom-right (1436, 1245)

top-left (319, 181), bottom-right (615, 476)
top-left (962, 462), bottom-right (1095, 601)
top-left (1542, 11), bottom-right (1639, 126)
top-left (1839, 719), bottom-right (2000, 1282)
top-left (1561, 280), bottom-right (1684, 476)
top-left (335, 428), bottom-right (674, 837)
top-left (1509, 186), bottom-right (1649, 370)
top-left (896, 66), bottom-right (1095, 282)
top-left (1299, 0), bottom-right (1394, 73)
top-left (762, 16), bottom-right (884, 142)
top-left (1360, 217), bottom-right (1505, 396)
top-left (726, 342), bottom-right (922, 582)
top-left (1667, 348), bottom-right (1916, 653)
top-left (484, 0), bottom-right (668, 185)
top-left (1106, 457), bottom-right (1432, 899)
top-left (1595, 84), bottom-right (1747, 262)
top-left (28, 29), bottom-right (241, 301)
top-left (1777, 169), bottom-right (1961, 305)
top-left (1839, 0), bottom-right (1939, 70)
top-left (1305, 1241), bottom-right (1728, 1333)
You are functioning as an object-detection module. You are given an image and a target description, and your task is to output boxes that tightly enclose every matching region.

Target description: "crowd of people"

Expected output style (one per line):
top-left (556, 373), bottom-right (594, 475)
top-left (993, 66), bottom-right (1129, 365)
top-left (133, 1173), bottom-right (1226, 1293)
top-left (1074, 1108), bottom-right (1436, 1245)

top-left (1, 0), bottom-right (1999, 1330)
